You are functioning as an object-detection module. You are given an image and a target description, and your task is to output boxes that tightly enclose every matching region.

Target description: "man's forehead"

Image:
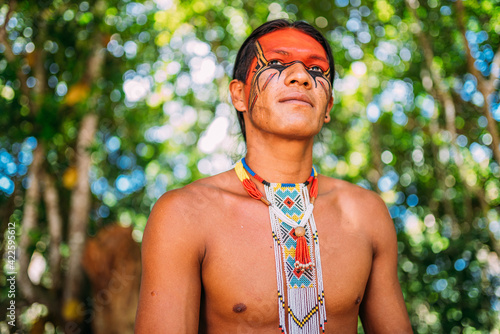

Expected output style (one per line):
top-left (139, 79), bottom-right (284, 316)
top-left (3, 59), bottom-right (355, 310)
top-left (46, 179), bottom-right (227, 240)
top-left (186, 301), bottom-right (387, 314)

top-left (257, 28), bottom-right (328, 62)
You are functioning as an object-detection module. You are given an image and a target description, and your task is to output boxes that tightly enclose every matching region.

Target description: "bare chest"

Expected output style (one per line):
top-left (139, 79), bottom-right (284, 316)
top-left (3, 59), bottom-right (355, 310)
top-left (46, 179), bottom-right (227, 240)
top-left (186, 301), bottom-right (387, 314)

top-left (199, 200), bottom-right (373, 332)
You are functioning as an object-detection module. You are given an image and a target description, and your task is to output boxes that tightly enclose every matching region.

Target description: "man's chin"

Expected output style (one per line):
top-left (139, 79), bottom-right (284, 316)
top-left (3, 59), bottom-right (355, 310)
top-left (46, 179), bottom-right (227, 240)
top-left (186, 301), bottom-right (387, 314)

top-left (247, 114), bottom-right (322, 139)
top-left (272, 127), bottom-right (321, 140)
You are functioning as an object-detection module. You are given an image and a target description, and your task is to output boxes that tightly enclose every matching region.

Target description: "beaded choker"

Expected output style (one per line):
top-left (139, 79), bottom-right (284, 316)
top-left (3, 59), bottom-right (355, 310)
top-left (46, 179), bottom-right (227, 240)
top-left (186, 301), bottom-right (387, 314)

top-left (235, 158), bottom-right (327, 333)
top-left (236, 158), bottom-right (319, 206)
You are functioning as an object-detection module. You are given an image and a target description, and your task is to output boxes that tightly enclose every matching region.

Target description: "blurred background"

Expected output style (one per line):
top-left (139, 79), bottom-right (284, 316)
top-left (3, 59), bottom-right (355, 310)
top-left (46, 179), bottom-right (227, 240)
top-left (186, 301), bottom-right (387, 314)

top-left (0, 0), bottom-right (499, 333)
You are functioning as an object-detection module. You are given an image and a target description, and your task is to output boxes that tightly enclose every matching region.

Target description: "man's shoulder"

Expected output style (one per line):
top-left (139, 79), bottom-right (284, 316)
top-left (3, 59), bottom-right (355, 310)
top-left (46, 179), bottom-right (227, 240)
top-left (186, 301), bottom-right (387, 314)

top-left (319, 175), bottom-right (384, 208)
top-left (318, 175), bottom-right (390, 228)
top-left (152, 169), bottom-right (240, 217)
top-left (319, 175), bottom-right (395, 248)
top-left (145, 169), bottom-right (241, 242)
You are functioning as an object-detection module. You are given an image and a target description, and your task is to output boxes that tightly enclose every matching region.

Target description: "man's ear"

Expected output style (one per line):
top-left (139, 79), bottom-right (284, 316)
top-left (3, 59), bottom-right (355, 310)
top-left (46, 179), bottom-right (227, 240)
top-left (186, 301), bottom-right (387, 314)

top-left (229, 79), bottom-right (247, 112)
top-left (324, 95), bottom-right (333, 123)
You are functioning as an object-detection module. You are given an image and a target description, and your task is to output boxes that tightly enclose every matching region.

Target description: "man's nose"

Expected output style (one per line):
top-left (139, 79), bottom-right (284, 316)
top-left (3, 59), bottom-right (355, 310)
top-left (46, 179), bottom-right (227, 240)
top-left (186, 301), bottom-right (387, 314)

top-left (284, 63), bottom-right (312, 89)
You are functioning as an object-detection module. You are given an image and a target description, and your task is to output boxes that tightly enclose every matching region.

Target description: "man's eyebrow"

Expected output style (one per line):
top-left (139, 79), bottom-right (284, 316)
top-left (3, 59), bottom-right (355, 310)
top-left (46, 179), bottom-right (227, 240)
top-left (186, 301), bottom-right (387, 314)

top-left (269, 49), bottom-right (290, 56)
top-left (308, 54), bottom-right (328, 63)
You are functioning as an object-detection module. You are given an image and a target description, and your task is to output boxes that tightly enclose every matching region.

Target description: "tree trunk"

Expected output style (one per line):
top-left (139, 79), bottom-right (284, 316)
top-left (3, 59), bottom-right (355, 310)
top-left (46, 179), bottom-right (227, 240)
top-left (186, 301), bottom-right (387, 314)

top-left (41, 171), bottom-right (63, 291)
top-left (428, 117), bottom-right (457, 222)
top-left (62, 33), bottom-right (105, 320)
top-left (18, 144), bottom-right (44, 302)
top-left (361, 90), bottom-right (383, 187)
top-left (63, 113), bottom-right (98, 319)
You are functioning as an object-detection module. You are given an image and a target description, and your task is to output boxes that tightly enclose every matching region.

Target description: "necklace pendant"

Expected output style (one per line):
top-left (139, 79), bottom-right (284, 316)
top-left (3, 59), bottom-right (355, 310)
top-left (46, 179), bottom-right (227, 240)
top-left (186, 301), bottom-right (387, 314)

top-left (294, 226), bottom-right (306, 237)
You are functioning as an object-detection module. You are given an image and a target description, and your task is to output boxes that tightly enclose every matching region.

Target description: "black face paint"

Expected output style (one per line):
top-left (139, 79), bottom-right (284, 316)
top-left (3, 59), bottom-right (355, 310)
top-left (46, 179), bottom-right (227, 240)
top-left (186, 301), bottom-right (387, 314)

top-left (247, 41), bottom-right (331, 113)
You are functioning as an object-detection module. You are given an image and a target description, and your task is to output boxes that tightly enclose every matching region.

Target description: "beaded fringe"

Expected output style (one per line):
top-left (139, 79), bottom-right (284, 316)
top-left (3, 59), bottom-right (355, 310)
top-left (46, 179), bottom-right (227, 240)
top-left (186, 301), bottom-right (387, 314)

top-left (265, 183), bottom-right (327, 333)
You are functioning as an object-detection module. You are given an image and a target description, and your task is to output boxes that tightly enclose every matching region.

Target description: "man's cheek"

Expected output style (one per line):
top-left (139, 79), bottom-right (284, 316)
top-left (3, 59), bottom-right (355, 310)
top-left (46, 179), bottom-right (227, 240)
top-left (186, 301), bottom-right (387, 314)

top-left (316, 77), bottom-right (331, 97)
top-left (257, 68), bottom-right (280, 92)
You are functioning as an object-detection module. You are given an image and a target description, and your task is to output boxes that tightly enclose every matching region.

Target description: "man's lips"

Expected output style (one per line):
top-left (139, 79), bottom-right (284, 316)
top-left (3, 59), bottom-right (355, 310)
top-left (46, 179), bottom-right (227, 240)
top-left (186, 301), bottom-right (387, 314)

top-left (279, 93), bottom-right (313, 107)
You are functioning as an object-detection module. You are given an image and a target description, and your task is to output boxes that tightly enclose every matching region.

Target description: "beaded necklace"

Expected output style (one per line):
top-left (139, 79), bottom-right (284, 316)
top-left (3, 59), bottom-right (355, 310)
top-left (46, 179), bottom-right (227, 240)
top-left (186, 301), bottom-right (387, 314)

top-left (235, 158), bottom-right (327, 333)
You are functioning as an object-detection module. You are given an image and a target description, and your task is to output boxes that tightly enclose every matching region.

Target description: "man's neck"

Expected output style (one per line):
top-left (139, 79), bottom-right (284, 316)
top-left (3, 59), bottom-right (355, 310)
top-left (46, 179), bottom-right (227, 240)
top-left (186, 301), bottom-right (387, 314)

top-left (245, 134), bottom-right (315, 184)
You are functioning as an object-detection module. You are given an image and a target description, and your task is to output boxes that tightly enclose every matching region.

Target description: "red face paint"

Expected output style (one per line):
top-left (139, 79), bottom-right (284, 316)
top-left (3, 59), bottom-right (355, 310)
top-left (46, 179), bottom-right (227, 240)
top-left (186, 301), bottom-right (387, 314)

top-left (244, 29), bottom-right (331, 112)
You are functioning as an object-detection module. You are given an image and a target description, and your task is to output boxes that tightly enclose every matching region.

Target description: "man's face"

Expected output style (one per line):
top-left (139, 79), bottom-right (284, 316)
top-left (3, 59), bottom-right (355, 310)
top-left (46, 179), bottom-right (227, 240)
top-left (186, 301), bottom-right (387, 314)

top-left (242, 28), bottom-right (333, 139)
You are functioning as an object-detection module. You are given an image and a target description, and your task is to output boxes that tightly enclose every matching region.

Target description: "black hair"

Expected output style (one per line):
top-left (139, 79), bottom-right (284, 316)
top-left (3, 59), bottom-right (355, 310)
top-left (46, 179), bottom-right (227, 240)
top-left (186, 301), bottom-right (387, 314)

top-left (232, 19), bottom-right (335, 142)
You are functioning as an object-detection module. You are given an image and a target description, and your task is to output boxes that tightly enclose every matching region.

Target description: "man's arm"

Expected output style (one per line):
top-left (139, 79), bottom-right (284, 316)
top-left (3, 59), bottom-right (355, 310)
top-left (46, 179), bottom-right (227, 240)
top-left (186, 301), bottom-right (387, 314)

top-left (135, 189), bottom-right (205, 333)
top-left (359, 193), bottom-right (413, 333)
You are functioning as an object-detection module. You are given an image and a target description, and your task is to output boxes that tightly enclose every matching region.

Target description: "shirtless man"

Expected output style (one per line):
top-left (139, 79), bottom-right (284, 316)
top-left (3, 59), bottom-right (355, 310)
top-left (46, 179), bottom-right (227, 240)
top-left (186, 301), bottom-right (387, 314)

top-left (135, 19), bottom-right (412, 333)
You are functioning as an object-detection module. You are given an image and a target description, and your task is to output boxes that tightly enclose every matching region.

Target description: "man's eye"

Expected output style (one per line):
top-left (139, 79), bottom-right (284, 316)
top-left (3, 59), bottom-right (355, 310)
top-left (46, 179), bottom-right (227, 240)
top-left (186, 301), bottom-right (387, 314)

top-left (269, 60), bottom-right (283, 66)
top-left (310, 66), bottom-right (324, 73)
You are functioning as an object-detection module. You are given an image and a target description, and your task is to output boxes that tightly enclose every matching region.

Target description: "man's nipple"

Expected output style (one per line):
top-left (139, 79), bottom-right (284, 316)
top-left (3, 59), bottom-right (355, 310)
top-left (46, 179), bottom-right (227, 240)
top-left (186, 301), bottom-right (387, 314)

top-left (232, 303), bottom-right (247, 313)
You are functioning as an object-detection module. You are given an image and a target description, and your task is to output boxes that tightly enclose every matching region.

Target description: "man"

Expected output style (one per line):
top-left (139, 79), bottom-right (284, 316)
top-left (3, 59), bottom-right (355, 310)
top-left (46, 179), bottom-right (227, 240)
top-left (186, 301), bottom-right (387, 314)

top-left (135, 19), bottom-right (412, 333)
